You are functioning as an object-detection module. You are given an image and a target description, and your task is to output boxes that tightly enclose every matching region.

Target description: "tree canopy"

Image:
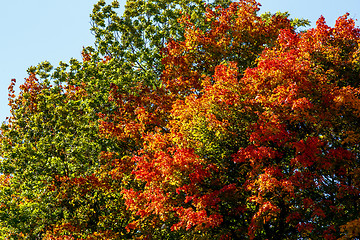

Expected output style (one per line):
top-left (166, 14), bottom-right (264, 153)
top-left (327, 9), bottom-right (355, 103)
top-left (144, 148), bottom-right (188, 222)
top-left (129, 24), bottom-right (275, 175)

top-left (1, 0), bottom-right (359, 239)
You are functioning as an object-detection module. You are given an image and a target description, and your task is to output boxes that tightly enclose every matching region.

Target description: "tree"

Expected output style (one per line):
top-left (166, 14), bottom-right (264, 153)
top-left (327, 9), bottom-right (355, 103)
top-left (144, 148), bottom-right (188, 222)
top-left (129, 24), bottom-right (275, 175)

top-left (1, 0), bottom-right (359, 239)
top-left (100, 1), bottom-right (360, 239)
top-left (0, 57), bottom-right (130, 239)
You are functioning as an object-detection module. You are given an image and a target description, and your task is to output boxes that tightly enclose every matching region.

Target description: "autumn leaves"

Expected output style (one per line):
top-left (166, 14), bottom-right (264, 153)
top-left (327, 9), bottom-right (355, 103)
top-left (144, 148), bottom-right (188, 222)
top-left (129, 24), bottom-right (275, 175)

top-left (1, 0), bottom-right (359, 239)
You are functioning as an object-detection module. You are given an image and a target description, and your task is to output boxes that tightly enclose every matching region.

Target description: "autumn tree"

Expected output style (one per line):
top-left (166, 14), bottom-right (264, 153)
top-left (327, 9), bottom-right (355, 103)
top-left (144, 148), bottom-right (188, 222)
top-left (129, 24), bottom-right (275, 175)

top-left (100, 1), bottom-right (360, 240)
top-left (1, 0), bottom-right (359, 239)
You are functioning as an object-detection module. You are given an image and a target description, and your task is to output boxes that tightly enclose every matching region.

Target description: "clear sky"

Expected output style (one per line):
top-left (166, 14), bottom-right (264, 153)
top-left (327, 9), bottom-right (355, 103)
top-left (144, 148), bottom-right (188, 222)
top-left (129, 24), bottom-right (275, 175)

top-left (1, 0), bottom-right (359, 122)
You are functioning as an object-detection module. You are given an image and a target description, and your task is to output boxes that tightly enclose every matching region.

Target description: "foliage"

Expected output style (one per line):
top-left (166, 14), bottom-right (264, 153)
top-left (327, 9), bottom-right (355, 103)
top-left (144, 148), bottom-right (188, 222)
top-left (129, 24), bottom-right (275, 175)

top-left (0, 0), bottom-right (232, 239)
top-left (237, 14), bottom-right (360, 239)
top-left (90, 0), bottom-right (232, 89)
top-left (1, 0), bottom-right (360, 239)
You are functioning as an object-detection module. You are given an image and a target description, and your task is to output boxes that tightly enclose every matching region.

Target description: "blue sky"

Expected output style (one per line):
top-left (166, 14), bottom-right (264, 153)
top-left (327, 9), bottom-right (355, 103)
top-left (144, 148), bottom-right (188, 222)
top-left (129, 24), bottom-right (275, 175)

top-left (1, 0), bottom-right (359, 122)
